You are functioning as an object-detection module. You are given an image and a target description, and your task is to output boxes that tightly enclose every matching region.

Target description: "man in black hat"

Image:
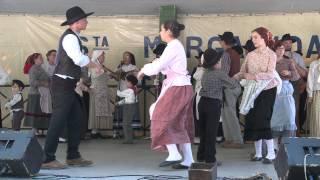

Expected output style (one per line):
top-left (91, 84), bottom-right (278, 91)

top-left (281, 33), bottom-right (308, 133)
top-left (281, 34), bottom-right (307, 76)
top-left (218, 32), bottom-right (243, 148)
top-left (42, 6), bottom-right (101, 169)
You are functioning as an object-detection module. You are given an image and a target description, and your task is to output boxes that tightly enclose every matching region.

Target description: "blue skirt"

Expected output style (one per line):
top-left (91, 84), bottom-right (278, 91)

top-left (271, 81), bottom-right (297, 136)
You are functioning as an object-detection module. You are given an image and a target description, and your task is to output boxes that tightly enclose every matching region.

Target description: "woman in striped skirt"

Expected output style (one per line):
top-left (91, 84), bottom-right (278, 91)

top-left (307, 58), bottom-right (320, 137)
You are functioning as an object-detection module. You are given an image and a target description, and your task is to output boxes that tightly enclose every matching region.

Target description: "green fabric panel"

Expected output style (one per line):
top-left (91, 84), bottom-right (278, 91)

top-left (159, 5), bottom-right (177, 30)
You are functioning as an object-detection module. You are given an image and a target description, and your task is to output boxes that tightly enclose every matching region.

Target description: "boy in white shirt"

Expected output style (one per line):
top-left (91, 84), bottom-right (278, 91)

top-left (116, 74), bottom-right (138, 144)
top-left (5, 80), bottom-right (25, 130)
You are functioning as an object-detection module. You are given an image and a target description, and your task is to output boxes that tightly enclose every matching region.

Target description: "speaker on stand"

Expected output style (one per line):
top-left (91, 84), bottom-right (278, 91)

top-left (0, 130), bottom-right (43, 177)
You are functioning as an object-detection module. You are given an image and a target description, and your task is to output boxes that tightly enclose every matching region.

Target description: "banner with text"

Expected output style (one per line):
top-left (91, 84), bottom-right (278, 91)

top-left (0, 13), bottom-right (319, 82)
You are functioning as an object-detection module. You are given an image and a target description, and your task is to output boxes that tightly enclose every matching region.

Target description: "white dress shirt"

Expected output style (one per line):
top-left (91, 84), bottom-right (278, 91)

top-left (116, 89), bottom-right (137, 105)
top-left (55, 30), bottom-right (90, 79)
top-left (5, 92), bottom-right (23, 112)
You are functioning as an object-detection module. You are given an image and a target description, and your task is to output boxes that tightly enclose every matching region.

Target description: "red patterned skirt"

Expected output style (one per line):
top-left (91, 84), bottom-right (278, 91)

top-left (151, 85), bottom-right (194, 151)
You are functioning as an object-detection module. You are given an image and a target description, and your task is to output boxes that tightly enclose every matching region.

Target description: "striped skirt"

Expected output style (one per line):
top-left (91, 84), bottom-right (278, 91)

top-left (309, 90), bottom-right (320, 137)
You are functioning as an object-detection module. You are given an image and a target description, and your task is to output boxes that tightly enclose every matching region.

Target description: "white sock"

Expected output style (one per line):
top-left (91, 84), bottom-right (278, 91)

top-left (92, 129), bottom-right (98, 134)
top-left (265, 139), bottom-right (276, 160)
top-left (273, 138), bottom-right (279, 150)
top-left (254, 140), bottom-right (262, 158)
top-left (166, 144), bottom-right (182, 161)
top-left (179, 143), bottom-right (194, 167)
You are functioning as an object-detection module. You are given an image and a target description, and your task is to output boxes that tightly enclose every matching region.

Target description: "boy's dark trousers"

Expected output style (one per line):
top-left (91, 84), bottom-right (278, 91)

top-left (12, 110), bottom-right (24, 130)
top-left (122, 103), bottom-right (138, 143)
top-left (197, 97), bottom-right (221, 163)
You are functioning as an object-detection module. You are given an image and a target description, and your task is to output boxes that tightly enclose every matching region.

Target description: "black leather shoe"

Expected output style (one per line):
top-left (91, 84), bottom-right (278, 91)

top-left (96, 133), bottom-right (106, 139)
top-left (172, 164), bottom-right (189, 170)
top-left (197, 160), bottom-right (221, 166)
top-left (250, 156), bottom-right (263, 161)
top-left (262, 158), bottom-right (274, 164)
top-left (158, 160), bottom-right (181, 167)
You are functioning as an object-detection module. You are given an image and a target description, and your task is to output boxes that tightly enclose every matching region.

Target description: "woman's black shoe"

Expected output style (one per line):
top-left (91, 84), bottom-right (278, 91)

top-left (171, 164), bottom-right (189, 169)
top-left (158, 160), bottom-right (181, 167)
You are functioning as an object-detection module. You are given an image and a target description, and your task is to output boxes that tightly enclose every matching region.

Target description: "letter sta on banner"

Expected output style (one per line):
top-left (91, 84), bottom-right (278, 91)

top-left (0, 13), bottom-right (319, 82)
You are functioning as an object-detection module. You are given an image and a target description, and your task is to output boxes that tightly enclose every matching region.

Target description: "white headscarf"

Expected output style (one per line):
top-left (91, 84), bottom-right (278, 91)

top-left (91, 50), bottom-right (104, 63)
top-left (89, 50), bottom-right (105, 78)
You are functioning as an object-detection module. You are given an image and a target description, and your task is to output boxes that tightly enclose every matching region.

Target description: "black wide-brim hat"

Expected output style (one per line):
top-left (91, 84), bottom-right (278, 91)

top-left (218, 31), bottom-right (237, 45)
top-left (202, 48), bottom-right (223, 69)
top-left (61, 6), bottom-right (94, 26)
top-left (153, 43), bottom-right (167, 56)
top-left (242, 39), bottom-right (255, 52)
top-left (281, 33), bottom-right (297, 43)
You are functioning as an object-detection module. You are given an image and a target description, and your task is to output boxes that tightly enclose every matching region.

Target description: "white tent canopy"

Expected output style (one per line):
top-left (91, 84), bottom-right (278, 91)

top-left (0, 0), bottom-right (319, 16)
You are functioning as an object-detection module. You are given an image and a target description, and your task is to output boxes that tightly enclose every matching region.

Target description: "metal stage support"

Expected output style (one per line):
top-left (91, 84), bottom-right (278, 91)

top-left (137, 76), bottom-right (161, 136)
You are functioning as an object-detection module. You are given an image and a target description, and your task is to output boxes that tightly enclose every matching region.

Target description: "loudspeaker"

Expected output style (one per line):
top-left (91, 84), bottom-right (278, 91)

top-left (0, 130), bottom-right (43, 177)
top-left (274, 137), bottom-right (320, 180)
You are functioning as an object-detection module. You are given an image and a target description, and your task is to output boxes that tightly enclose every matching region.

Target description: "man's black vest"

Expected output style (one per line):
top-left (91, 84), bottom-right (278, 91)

top-left (54, 29), bottom-right (83, 80)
